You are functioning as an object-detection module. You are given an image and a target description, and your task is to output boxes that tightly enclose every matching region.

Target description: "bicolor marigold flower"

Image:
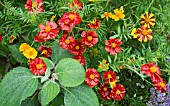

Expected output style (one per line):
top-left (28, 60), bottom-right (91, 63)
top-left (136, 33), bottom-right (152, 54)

top-left (0, 34), bottom-right (2, 42)
top-left (23, 48), bottom-right (38, 59)
top-left (59, 34), bottom-right (76, 50)
top-left (70, 39), bottom-right (86, 55)
top-left (25, 0), bottom-right (44, 14)
top-left (84, 68), bottom-right (100, 88)
top-left (131, 26), bottom-right (153, 42)
top-left (73, 55), bottom-right (86, 66)
top-left (141, 62), bottom-right (161, 77)
top-left (88, 19), bottom-right (100, 29)
top-left (38, 46), bottom-right (52, 58)
top-left (35, 21), bottom-right (59, 42)
top-left (101, 12), bottom-right (112, 21)
top-left (103, 70), bottom-right (117, 83)
top-left (29, 58), bottom-right (46, 76)
top-left (111, 7), bottom-right (125, 21)
top-left (58, 12), bottom-right (81, 32)
top-left (105, 38), bottom-right (122, 55)
top-left (68, 0), bottom-right (82, 10)
top-left (140, 12), bottom-right (155, 28)
top-left (98, 59), bottom-right (109, 71)
top-left (19, 43), bottom-right (31, 52)
top-left (81, 30), bottom-right (98, 47)
top-left (110, 84), bottom-right (126, 101)
top-left (98, 83), bottom-right (112, 100)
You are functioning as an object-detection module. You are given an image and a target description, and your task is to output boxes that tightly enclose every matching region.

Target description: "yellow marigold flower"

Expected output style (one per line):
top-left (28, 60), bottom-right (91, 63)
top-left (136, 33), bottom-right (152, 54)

top-left (111, 8), bottom-right (125, 21)
top-left (50, 15), bottom-right (56, 22)
top-left (101, 12), bottom-right (112, 21)
top-left (19, 43), bottom-right (31, 52)
top-left (131, 28), bottom-right (138, 38)
top-left (23, 48), bottom-right (37, 59)
top-left (89, 0), bottom-right (98, 2)
top-left (140, 12), bottom-right (155, 28)
top-left (98, 59), bottom-right (109, 71)
top-left (110, 80), bottom-right (117, 88)
top-left (153, 57), bottom-right (158, 62)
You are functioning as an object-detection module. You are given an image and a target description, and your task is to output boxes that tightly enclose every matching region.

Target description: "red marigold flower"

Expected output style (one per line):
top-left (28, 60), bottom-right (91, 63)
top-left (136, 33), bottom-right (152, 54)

top-left (98, 82), bottom-right (112, 100)
top-left (58, 12), bottom-right (81, 32)
top-left (73, 55), bottom-right (86, 66)
top-left (0, 34), bottom-right (2, 42)
top-left (133, 26), bottom-right (153, 42)
top-left (68, 0), bottom-right (82, 10)
top-left (88, 19), bottom-right (100, 29)
top-left (84, 68), bottom-right (100, 88)
top-left (81, 30), bottom-right (98, 47)
top-left (34, 34), bottom-right (45, 42)
top-left (25, 0), bottom-right (44, 14)
top-left (150, 73), bottom-right (163, 83)
top-left (59, 34), bottom-right (76, 50)
top-left (105, 38), bottom-right (122, 55)
top-left (29, 58), bottom-right (47, 76)
top-left (35, 21), bottom-right (59, 42)
top-left (70, 39), bottom-right (86, 55)
top-left (38, 46), bottom-right (52, 58)
top-left (110, 84), bottom-right (126, 101)
top-left (140, 62), bottom-right (161, 77)
top-left (103, 70), bottom-right (117, 83)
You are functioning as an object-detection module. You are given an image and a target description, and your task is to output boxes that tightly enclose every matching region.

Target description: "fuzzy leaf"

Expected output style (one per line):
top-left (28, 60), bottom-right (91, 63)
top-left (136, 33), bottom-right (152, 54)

top-left (0, 67), bottom-right (38, 106)
top-left (55, 58), bottom-right (85, 87)
top-left (38, 80), bottom-right (60, 106)
top-left (64, 84), bottom-right (99, 106)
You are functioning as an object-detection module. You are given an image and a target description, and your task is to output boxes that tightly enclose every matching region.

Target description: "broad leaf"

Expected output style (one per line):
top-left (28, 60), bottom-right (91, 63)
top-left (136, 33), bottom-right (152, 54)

top-left (38, 80), bottom-right (60, 106)
top-left (21, 98), bottom-right (39, 106)
top-left (8, 44), bottom-right (27, 64)
top-left (55, 58), bottom-right (85, 87)
top-left (0, 67), bottom-right (38, 106)
top-left (64, 84), bottom-right (99, 106)
top-left (51, 41), bottom-right (73, 64)
top-left (50, 93), bottom-right (64, 106)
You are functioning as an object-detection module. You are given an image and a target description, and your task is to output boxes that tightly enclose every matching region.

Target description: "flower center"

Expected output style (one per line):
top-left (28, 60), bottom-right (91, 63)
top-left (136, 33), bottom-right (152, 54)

top-left (69, 14), bottom-right (75, 20)
top-left (42, 50), bottom-right (48, 54)
top-left (150, 66), bottom-right (156, 73)
top-left (116, 11), bottom-right (121, 17)
top-left (142, 30), bottom-right (148, 36)
top-left (36, 64), bottom-right (43, 70)
top-left (91, 19), bottom-right (97, 24)
top-left (77, 59), bottom-right (81, 62)
top-left (65, 39), bottom-right (70, 44)
top-left (145, 17), bottom-right (150, 23)
top-left (87, 36), bottom-right (93, 41)
top-left (159, 82), bottom-right (165, 88)
top-left (89, 74), bottom-right (95, 79)
top-left (32, 2), bottom-right (37, 8)
top-left (103, 87), bottom-right (107, 91)
top-left (111, 43), bottom-right (117, 48)
top-left (116, 90), bottom-right (121, 95)
top-left (75, 45), bottom-right (80, 50)
top-left (107, 74), bottom-right (112, 79)
top-left (45, 26), bottom-right (51, 32)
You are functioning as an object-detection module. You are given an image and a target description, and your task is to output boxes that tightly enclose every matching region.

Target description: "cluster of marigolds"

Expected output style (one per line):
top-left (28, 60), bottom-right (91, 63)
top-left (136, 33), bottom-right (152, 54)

top-left (0, 0), bottom-right (168, 102)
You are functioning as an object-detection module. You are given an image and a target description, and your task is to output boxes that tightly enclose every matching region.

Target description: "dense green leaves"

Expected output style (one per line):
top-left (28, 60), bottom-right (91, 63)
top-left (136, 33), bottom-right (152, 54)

top-left (38, 80), bottom-right (60, 106)
top-left (51, 41), bottom-right (73, 64)
top-left (8, 44), bottom-right (27, 64)
top-left (0, 67), bottom-right (38, 106)
top-left (55, 58), bottom-right (85, 87)
top-left (64, 84), bottom-right (99, 106)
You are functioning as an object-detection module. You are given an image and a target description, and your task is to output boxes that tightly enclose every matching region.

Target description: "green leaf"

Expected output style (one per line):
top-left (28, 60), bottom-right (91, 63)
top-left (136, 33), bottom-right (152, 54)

top-left (38, 80), bottom-right (60, 106)
top-left (50, 93), bottom-right (64, 106)
top-left (21, 98), bottom-right (39, 106)
top-left (0, 67), bottom-right (38, 106)
top-left (8, 44), bottom-right (27, 64)
top-left (64, 84), bottom-right (99, 106)
top-left (55, 58), bottom-right (85, 87)
top-left (51, 41), bottom-right (73, 64)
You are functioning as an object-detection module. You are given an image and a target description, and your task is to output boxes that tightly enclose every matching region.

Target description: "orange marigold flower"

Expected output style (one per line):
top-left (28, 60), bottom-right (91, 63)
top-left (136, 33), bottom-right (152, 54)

top-left (101, 12), bottom-right (112, 21)
top-left (88, 19), bottom-right (100, 29)
top-left (23, 48), bottom-right (38, 59)
top-left (132, 26), bottom-right (153, 42)
top-left (84, 68), bottom-right (100, 88)
top-left (19, 43), bottom-right (31, 52)
top-left (98, 82), bottom-right (112, 100)
top-left (29, 58), bottom-right (47, 76)
top-left (111, 7), bottom-right (125, 21)
top-left (140, 12), bottom-right (155, 28)
top-left (110, 84), bottom-right (126, 101)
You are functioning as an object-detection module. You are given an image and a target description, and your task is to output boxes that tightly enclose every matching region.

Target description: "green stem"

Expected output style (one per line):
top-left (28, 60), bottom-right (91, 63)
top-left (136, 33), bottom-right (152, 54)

top-left (147, 0), bottom-right (155, 12)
